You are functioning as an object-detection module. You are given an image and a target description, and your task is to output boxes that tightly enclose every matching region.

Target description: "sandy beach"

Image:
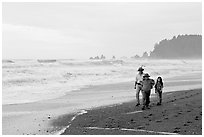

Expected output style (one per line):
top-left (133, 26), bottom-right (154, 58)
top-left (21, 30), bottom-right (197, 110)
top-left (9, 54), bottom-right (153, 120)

top-left (59, 88), bottom-right (202, 135)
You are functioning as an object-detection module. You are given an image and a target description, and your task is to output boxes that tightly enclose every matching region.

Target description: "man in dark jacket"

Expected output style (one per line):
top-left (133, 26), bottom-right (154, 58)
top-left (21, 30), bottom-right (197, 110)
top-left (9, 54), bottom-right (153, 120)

top-left (141, 73), bottom-right (155, 110)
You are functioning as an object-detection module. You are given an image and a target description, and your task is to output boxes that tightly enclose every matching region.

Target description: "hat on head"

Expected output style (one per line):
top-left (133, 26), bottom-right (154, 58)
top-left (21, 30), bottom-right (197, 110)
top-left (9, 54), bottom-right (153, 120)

top-left (143, 73), bottom-right (150, 77)
top-left (138, 67), bottom-right (144, 71)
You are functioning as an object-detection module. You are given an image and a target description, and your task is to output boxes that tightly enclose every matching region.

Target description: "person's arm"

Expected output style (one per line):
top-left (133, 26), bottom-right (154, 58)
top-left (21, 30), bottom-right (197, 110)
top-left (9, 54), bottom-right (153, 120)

top-left (154, 83), bottom-right (157, 88)
top-left (151, 79), bottom-right (155, 86)
top-left (134, 76), bottom-right (138, 89)
top-left (134, 81), bottom-right (137, 89)
top-left (161, 82), bottom-right (164, 92)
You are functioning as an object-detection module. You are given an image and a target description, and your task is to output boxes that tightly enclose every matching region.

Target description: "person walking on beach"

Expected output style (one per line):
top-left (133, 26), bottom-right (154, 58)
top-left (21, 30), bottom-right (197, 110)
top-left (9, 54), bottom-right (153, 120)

top-left (134, 67), bottom-right (144, 106)
top-left (141, 73), bottom-right (155, 110)
top-left (155, 77), bottom-right (164, 106)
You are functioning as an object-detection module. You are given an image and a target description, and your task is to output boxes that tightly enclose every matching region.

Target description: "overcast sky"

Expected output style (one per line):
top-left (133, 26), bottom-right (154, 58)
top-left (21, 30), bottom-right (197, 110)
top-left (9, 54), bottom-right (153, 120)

top-left (2, 2), bottom-right (202, 59)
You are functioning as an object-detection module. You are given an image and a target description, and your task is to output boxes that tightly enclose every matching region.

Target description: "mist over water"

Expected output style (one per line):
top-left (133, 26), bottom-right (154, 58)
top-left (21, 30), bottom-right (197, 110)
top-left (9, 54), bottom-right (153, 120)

top-left (2, 59), bottom-right (202, 105)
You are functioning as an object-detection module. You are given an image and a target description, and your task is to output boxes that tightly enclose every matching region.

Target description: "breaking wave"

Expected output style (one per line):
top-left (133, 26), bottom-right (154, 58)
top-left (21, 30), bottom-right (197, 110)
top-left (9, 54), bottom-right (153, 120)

top-left (2, 59), bottom-right (202, 105)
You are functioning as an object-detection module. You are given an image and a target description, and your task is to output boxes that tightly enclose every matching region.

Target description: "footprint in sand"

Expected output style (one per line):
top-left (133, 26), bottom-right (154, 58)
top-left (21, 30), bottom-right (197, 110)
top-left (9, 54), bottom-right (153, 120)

top-left (173, 127), bottom-right (181, 133)
top-left (48, 115), bottom-right (51, 119)
top-left (187, 121), bottom-right (192, 124)
top-left (137, 126), bottom-right (145, 129)
top-left (164, 117), bottom-right (169, 120)
top-left (145, 123), bottom-right (150, 126)
top-left (83, 130), bottom-right (87, 134)
top-left (173, 130), bottom-right (180, 133)
top-left (164, 109), bottom-right (167, 112)
top-left (195, 116), bottom-right (199, 120)
top-left (130, 119), bottom-right (136, 123)
top-left (183, 123), bottom-right (188, 126)
top-left (155, 120), bottom-right (162, 123)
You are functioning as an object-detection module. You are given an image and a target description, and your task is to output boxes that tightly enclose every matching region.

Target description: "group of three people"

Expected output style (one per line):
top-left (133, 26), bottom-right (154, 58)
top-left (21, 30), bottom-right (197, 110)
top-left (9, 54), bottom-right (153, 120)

top-left (134, 67), bottom-right (163, 110)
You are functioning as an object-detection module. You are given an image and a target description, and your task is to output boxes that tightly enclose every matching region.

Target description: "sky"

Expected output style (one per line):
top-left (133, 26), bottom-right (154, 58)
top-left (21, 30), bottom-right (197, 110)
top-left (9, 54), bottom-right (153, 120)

top-left (2, 2), bottom-right (202, 59)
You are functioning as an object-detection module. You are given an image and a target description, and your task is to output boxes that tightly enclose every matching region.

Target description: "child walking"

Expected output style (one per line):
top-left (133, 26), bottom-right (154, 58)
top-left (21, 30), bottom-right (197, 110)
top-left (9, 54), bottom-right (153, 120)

top-left (155, 77), bottom-right (164, 105)
top-left (141, 73), bottom-right (155, 110)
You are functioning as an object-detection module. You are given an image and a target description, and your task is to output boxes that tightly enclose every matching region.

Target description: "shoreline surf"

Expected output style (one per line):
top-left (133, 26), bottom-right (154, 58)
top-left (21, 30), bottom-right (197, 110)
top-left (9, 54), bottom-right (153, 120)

top-left (2, 59), bottom-right (202, 105)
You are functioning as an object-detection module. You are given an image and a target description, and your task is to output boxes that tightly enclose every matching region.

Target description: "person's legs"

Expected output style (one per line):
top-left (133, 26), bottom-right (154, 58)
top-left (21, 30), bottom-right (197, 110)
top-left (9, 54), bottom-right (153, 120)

top-left (135, 85), bottom-right (141, 105)
top-left (146, 90), bottom-right (150, 108)
top-left (156, 90), bottom-right (160, 104)
top-left (159, 92), bottom-right (162, 104)
top-left (156, 90), bottom-right (162, 105)
top-left (141, 91), bottom-right (146, 110)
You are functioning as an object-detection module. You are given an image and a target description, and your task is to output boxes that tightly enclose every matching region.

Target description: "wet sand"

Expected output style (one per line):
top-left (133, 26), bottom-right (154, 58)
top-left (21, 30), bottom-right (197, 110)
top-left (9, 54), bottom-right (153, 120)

top-left (57, 88), bottom-right (202, 135)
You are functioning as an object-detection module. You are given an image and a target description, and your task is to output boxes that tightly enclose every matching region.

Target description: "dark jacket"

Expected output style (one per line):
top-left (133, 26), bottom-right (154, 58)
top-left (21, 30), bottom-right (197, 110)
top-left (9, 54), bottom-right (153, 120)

top-left (141, 79), bottom-right (155, 91)
top-left (155, 82), bottom-right (163, 91)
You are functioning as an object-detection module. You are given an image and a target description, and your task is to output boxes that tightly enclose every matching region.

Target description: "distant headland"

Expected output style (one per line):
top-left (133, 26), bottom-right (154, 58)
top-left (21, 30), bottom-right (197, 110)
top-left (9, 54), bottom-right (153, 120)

top-left (132, 34), bottom-right (202, 59)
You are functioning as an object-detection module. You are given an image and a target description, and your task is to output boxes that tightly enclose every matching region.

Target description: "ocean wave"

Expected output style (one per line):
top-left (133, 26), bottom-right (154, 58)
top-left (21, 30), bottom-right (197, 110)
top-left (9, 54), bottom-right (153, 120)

top-left (59, 60), bottom-right (124, 67)
top-left (3, 77), bottom-right (47, 86)
top-left (2, 59), bottom-right (201, 105)
top-left (2, 64), bottom-right (42, 69)
top-left (90, 60), bottom-right (124, 66)
top-left (37, 59), bottom-right (57, 63)
top-left (2, 60), bottom-right (15, 63)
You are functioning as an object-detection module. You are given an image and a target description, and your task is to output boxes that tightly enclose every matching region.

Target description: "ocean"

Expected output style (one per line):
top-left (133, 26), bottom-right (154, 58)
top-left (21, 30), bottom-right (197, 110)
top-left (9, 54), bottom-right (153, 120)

top-left (2, 59), bottom-right (202, 105)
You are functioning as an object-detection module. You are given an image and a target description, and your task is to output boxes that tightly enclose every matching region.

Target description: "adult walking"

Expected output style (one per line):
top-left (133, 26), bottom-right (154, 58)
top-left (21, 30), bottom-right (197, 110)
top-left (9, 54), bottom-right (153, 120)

top-left (141, 73), bottom-right (155, 110)
top-left (134, 67), bottom-right (144, 106)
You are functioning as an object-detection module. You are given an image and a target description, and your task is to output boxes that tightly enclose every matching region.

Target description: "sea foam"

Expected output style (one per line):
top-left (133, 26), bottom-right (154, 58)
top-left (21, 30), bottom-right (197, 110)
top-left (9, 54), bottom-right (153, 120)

top-left (2, 59), bottom-right (202, 105)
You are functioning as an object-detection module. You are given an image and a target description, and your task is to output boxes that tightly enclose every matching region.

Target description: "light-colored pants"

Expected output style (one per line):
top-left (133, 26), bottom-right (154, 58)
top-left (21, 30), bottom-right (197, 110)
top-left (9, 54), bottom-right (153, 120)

top-left (135, 85), bottom-right (142, 104)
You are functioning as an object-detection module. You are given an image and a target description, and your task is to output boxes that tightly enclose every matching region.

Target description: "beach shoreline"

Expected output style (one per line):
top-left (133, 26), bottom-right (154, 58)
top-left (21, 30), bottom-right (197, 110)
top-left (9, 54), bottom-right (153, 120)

top-left (2, 72), bottom-right (202, 135)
